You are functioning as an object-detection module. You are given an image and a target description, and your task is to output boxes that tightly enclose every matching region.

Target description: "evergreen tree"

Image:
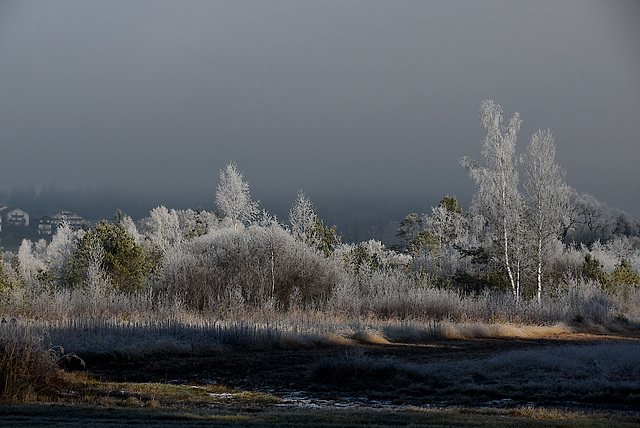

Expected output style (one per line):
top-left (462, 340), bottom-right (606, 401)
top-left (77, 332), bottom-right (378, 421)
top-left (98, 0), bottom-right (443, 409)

top-left (396, 213), bottom-right (423, 252)
top-left (67, 221), bottom-right (147, 292)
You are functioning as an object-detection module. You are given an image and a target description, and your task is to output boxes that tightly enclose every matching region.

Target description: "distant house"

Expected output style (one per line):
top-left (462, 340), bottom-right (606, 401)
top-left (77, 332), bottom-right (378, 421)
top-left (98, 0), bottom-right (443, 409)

top-left (5, 208), bottom-right (30, 227)
top-left (51, 210), bottom-right (86, 231)
top-left (37, 216), bottom-right (53, 235)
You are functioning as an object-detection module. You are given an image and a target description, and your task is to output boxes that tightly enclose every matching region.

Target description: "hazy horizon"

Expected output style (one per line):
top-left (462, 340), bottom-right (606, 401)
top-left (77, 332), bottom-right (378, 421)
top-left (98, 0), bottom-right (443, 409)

top-left (1, 0), bottom-right (639, 235)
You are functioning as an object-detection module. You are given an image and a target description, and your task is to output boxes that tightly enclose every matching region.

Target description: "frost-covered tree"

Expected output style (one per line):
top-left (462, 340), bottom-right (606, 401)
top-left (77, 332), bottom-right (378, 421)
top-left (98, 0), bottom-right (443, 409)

top-left (566, 190), bottom-right (640, 246)
top-left (607, 235), bottom-right (634, 263)
top-left (287, 190), bottom-right (339, 257)
top-left (521, 129), bottom-right (570, 303)
top-left (565, 191), bottom-right (608, 244)
top-left (424, 196), bottom-right (468, 274)
top-left (0, 252), bottom-right (19, 293)
top-left (164, 222), bottom-right (337, 310)
top-left (177, 208), bottom-right (216, 238)
top-left (67, 221), bottom-right (147, 292)
top-left (426, 197), bottom-right (465, 251)
top-left (341, 239), bottom-right (409, 282)
top-left (17, 239), bottom-right (46, 286)
top-left (46, 220), bottom-right (80, 283)
top-left (84, 232), bottom-right (110, 290)
top-left (216, 163), bottom-right (259, 230)
top-left (396, 213), bottom-right (423, 252)
top-left (289, 190), bottom-right (318, 243)
top-left (119, 214), bottom-right (143, 245)
top-left (142, 206), bottom-right (182, 250)
top-left (462, 100), bottom-right (525, 298)
top-left (257, 212), bottom-right (286, 298)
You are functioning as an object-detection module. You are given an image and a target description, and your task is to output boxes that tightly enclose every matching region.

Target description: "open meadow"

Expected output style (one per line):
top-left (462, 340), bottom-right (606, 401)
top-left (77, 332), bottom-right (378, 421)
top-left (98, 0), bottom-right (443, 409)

top-left (1, 315), bottom-right (640, 427)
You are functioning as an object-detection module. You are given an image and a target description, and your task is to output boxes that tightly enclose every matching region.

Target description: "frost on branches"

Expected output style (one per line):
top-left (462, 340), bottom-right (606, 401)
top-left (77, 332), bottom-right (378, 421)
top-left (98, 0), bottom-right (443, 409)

top-left (216, 163), bottom-right (259, 230)
top-left (461, 100), bottom-right (524, 299)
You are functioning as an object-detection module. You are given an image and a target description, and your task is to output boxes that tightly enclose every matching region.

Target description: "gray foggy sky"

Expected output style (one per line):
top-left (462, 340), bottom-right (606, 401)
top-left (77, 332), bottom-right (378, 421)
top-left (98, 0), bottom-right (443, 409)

top-left (1, 0), bottom-right (639, 225)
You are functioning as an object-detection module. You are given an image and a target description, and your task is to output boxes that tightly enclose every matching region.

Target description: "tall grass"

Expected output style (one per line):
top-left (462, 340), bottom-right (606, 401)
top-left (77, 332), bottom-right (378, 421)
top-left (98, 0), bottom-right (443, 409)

top-left (0, 323), bottom-right (70, 402)
top-left (2, 316), bottom-right (577, 361)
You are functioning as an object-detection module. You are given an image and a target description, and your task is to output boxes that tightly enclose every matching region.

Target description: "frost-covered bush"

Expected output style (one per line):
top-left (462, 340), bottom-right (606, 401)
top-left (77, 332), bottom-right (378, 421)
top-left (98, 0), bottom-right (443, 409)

top-left (328, 267), bottom-right (469, 321)
top-left (157, 224), bottom-right (338, 312)
top-left (337, 240), bottom-right (410, 281)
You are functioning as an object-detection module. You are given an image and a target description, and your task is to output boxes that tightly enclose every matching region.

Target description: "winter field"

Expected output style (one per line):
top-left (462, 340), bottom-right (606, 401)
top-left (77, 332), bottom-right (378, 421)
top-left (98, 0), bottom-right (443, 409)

top-left (2, 101), bottom-right (640, 425)
top-left (0, 315), bottom-right (639, 426)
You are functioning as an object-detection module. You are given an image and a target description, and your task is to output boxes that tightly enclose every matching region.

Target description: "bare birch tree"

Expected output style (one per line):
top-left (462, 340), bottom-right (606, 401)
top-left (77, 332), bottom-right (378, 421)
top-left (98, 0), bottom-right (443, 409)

top-left (461, 100), bottom-right (523, 298)
top-left (521, 129), bottom-right (570, 303)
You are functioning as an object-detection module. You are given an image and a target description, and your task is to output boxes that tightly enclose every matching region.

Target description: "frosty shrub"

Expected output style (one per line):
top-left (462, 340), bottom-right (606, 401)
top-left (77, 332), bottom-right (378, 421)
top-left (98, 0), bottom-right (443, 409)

top-left (328, 268), bottom-right (469, 321)
top-left (157, 224), bottom-right (339, 312)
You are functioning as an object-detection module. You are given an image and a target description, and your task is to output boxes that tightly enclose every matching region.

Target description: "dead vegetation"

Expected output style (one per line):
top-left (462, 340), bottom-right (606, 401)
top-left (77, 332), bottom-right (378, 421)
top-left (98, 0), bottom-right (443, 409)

top-left (0, 324), bottom-right (72, 402)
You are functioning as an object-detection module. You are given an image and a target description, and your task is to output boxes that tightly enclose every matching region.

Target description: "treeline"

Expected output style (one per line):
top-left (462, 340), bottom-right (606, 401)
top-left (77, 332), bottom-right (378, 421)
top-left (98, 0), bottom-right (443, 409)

top-left (1, 101), bottom-right (639, 324)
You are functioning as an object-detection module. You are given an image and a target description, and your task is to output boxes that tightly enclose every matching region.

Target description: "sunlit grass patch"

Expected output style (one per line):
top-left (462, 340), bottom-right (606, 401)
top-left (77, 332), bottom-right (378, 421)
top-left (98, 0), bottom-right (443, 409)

top-left (435, 322), bottom-right (575, 340)
top-left (325, 333), bottom-right (357, 346)
top-left (65, 374), bottom-right (283, 410)
top-left (350, 329), bottom-right (390, 345)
